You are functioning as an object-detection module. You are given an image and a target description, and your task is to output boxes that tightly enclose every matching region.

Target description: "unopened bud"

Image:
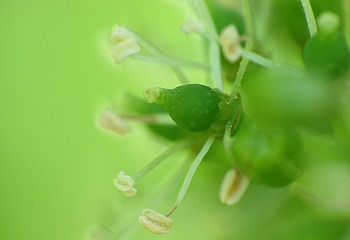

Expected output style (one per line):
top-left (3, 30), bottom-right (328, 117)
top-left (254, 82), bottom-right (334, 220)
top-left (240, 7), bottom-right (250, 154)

top-left (317, 12), bottom-right (340, 34)
top-left (139, 208), bottom-right (173, 234)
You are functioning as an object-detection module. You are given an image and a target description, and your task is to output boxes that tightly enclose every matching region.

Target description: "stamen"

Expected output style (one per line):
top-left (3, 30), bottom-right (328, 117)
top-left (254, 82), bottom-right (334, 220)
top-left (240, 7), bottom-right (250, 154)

top-left (300, 0), bottom-right (318, 37)
top-left (181, 17), bottom-right (205, 35)
top-left (219, 168), bottom-right (250, 205)
top-left (230, 0), bottom-right (254, 99)
top-left (139, 208), bottom-right (173, 234)
top-left (133, 142), bottom-right (188, 182)
top-left (113, 171), bottom-right (137, 197)
top-left (219, 24), bottom-right (242, 63)
top-left (189, 0), bottom-right (223, 91)
top-left (131, 31), bottom-right (189, 84)
top-left (132, 55), bottom-right (210, 70)
top-left (110, 25), bottom-right (141, 64)
top-left (97, 108), bottom-right (132, 136)
top-left (166, 137), bottom-right (215, 217)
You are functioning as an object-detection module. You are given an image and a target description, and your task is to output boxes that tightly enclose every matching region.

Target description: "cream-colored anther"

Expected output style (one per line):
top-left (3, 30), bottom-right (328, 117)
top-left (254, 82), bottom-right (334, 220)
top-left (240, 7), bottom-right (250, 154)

top-left (139, 208), bottom-right (173, 234)
top-left (97, 108), bottom-right (131, 136)
top-left (111, 25), bottom-right (135, 43)
top-left (113, 171), bottom-right (137, 197)
top-left (181, 17), bottom-right (204, 34)
top-left (219, 24), bottom-right (242, 63)
top-left (111, 37), bottom-right (141, 64)
top-left (219, 168), bottom-right (249, 205)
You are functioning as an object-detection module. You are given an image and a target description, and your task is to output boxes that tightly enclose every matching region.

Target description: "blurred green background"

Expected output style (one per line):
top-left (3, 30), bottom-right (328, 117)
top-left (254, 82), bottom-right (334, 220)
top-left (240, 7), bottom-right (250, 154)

top-left (0, 1), bottom-right (194, 239)
top-left (1, 1), bottom-right (350, 240)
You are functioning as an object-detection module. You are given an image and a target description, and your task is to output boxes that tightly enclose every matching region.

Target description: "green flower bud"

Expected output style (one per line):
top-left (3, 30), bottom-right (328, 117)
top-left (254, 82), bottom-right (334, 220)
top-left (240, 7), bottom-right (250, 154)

top-left (144, 84), bottom-right (242, 138)
top-left (230, 117), bottom-right (306, 187)
top-left (303, 31), bottom-right (349, 79)
top-left (145, 84), bottom-right (221, 132)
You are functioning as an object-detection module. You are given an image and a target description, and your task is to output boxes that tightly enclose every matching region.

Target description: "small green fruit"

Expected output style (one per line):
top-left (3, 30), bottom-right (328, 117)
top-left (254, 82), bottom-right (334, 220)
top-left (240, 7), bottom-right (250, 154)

top-left (145, 84), bottom-right (221, 132)
top-left (145, 84), bottom-right (242, 138)
top-left (231, 117), bottom-right (306, 187)
top-left (303, 31), bottom-right (349, 79)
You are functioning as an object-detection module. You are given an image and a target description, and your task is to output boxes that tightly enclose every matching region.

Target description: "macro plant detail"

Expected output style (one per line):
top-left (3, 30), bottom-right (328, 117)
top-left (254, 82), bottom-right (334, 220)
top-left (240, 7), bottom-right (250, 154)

top-left (95, 0), bottom-right (350, 238)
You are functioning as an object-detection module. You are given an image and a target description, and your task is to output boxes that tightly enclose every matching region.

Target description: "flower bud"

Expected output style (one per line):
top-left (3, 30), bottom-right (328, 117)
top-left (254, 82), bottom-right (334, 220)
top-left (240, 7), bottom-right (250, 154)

top-left (139, 208), bottom-right (173, 234)
top-left (144, 84), bottom-right (221, 132)
top-left (230, 118), bottom-right (306, 187)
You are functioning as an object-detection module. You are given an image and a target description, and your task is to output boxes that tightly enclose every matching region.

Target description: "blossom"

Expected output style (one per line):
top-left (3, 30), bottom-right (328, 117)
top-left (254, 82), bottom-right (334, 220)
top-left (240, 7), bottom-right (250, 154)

top-left (219, 24), bottom-right (242, 63)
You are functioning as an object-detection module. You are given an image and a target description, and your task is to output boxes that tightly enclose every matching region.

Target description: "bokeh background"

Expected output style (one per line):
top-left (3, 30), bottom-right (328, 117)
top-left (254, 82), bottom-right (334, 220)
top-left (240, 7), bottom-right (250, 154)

top-left (1, 1), bottom-right (350, 240)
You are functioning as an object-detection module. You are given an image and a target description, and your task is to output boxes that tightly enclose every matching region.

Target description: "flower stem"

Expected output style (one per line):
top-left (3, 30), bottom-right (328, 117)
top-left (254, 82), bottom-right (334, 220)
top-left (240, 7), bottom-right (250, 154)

top-left (132, 142), bottom-right (188, 182)
top-left (132, 55), bottom-right (210, 70)
top-left (133, 32), bottom-right (189, 84)
top-left (300, 0), bottom-right (318, 37)
top-left (190, 0), bottom-right (223, 91)
top-left (166, 137), bottom-right (215, 217)
top-left (240, 49), bottom-right (301, 75)
top-left (230, 0), bottom-right (254, 99)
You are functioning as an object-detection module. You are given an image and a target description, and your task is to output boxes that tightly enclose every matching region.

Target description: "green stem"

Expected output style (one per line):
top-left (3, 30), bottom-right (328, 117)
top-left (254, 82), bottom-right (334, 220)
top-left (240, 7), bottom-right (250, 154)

top-left (190, 0), bottom-right (223, 91)
top-left (240, 49), bottom-right (301, 75)
top-left (133, 32), bottom-right (189, 84)
top-left (132, 55), bottom-right (210, 70)
top-left (300, 0), bottom-right (318, 37)
top-left (231, 0), bottom-right (254, 99)
top-left (132, 142), bottom-right (188, 182)
top-left (166, 137), bottom-right (215, 217)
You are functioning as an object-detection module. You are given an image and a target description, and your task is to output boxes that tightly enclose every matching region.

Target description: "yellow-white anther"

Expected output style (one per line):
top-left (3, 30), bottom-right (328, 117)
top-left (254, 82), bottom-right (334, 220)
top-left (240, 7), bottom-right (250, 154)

top-left (219, 168), bottom-right (249, 205)
top-left (111, 25), bottom-right (135, 43)
top-left (111, 38), bottom-right (141, 64)
top-left (139, 208), bottom-right (173, 234)
top-left (97, 108), bottom-right (131, 136)
top-left (219, 24), bottom-right (242, 63)
top-left (110, 25), bottom-right (141, 64)
top-left (113, 171), bottom-right (137, 197)
top-left (181, 17), bottom-right (204, 34)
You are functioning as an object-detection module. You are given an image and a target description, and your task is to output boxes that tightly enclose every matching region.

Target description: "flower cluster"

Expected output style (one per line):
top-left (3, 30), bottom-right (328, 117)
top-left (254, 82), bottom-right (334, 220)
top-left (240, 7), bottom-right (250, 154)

top-left (95, 0), bottom-right (350, 237)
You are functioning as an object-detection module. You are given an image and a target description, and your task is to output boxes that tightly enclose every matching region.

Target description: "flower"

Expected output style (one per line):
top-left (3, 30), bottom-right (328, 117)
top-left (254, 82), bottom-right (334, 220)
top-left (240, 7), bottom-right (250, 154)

top-left (219, 168), bottom-right (249, 205)
top-left (139, 208), bottom-right (173, 234)
top-left (97, 108), bottom-right (131, 136)
top-left (113, 171), bottom-right (137, 197)
top-left (219, 24), bottom-right (242, 63)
